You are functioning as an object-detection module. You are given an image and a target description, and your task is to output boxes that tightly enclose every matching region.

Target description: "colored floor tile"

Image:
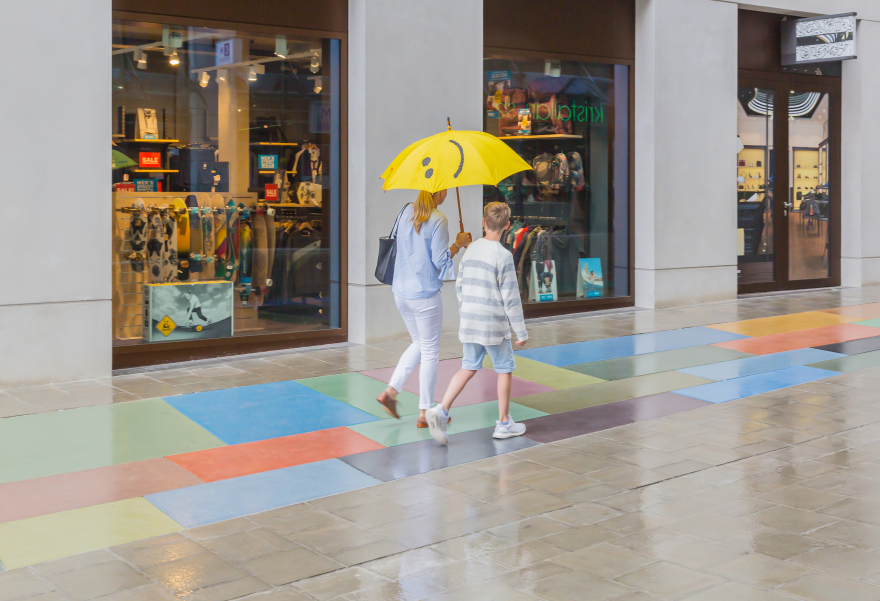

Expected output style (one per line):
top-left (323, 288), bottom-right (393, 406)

top-left (674, 365), bottom-right (840, 404)
top-left (0, 498), bottom-right (182, 570)
top-left (707, 311), bottom-right (858, 337)
top-left (521, 393), bottom-right (711, 443)
top-left (165, 381), bottom-right (379, 445)
top-left (514, 327), bottom-right (749, 367)
top-left (513, 371), bottom-right (714, 415)
top-left (711, 323), bottom-right (880, 356)
top-left (298, 373), bottom-right (422, 419)
top-left (339, 427), bottom-right (540, 481)
top-left (820, 303), bottom-right (880, 320)
top-left (0, 458), bottom-right (203, 524)
top-left (567, 346), bottom-right (751, 381)
top-left (168, 427), bottom-right (385, 482)
top-left (361, 359), bottom-right (554, 407)
top-left (145, 459), bottom-right (380, 528)
top-left (854, 318), bottom-right (880, 328)
top-left (808, 350), bottom-right (880, 373)
top-left (0, 399), bottom-right (225, 485)
top-left (483, 354), bottom-right (605, 389)
top-left (347, 402), bottom-right (546, 447)
top-left (677, 348), bottom-right (844, 381)
top-left (814, 335), bottom-right (880, 355)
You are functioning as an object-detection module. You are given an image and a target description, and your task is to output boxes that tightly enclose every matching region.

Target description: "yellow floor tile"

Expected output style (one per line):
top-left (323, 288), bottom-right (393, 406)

top-left (484, 355), bottom-right (605, 389)
top-left (706, 311), bottom-right (858, 337)
top-left (0, 498), bottom-right (183, 569)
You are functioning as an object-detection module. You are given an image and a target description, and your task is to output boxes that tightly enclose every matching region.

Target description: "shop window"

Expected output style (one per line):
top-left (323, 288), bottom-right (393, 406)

top-left (112, 20), bottom-right (340, 346)
top-left (483, 57), bottom-right (630, 305)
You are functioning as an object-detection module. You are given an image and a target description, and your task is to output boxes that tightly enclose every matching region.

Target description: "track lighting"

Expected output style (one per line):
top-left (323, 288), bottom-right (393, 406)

top-left (308, 76), bottom-right (322, 94)
top-left (248, 65), bottom-right (257, 81)
top-left (169, 49), bottom-right (179, 66)
top-left (134, 49), bottom-right (147, 69)
top-left (275, 35), bottom-right (288, 58)
top-left (310, 49), bottom-right (322, 73)
top-left (216, 69), bottom-right (227, 83)
top-left (199, 71), bottom-right (210, 87)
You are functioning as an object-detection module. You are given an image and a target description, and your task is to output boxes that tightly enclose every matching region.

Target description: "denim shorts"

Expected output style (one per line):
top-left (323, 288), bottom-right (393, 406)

top-left (462, 338), bottom-right (517, 373)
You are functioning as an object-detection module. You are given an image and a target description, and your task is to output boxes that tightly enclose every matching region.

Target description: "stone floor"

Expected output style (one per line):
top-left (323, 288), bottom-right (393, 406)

top-left (5, 286), bottom-right (880, 600)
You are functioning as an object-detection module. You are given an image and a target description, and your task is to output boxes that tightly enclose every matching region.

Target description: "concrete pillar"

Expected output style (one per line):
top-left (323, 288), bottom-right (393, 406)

top-left (347, 0), bottom-right (483, 344)
top-left (841, 20), bottom-right (880, 286)
top-left (634, 0), bottom-right (739, 308)
top-left (0, 0), bottom-right (111, 386)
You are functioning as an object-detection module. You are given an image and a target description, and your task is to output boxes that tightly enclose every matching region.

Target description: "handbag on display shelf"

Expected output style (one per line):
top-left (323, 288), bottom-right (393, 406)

top-left (375, 203), bottom-right (411, 285)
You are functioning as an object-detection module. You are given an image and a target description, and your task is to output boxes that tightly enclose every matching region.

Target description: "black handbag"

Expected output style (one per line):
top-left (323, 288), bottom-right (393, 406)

top-left (375, 204), bottom-right (411, 285)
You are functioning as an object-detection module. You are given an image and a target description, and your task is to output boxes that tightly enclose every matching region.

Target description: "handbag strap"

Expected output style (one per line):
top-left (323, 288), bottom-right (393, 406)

top-left (389, 203), bottom-right (411, 239)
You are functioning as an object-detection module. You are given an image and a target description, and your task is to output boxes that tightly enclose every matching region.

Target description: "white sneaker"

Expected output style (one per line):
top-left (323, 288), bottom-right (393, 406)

top-left (493, 417), bottom-right (526, 439)
top-left (426, 405), bottom-right (449, 445)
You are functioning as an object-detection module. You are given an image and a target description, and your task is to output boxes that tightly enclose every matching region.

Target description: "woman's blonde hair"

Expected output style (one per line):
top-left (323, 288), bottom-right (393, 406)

top-left (411, 190), bottom-right (436, 234)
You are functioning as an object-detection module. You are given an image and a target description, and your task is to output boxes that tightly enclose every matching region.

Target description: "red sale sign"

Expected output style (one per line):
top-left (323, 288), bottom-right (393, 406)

top-left (265, 184), bottom-right (279, 202)
top-left (139, 152), bottom-right (161, 169)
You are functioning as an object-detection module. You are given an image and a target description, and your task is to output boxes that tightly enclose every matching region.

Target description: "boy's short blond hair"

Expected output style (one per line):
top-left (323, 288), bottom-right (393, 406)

top-left (483, 202), bottom-right (511, 232)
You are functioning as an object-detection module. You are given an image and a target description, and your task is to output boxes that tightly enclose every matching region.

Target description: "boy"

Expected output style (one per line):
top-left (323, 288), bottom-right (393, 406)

top-left (426, 202), bottom-right (528, 445)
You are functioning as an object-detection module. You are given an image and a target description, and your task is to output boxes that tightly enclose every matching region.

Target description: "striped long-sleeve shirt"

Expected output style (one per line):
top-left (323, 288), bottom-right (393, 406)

top-left (456, 238), bottom-right (528, 345)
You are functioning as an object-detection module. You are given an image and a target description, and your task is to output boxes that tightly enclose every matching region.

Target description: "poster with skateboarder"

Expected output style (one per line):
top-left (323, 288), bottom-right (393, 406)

top-left (142, 281), bottom-right (234, 342)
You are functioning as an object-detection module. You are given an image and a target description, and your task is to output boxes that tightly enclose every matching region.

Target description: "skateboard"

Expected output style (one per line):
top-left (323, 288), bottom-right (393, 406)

top-left (186, 194), bottom-right (203, 278)
top-left (252, 202), bottom-right (269, 304)
top-left (238, 203), bottom-right (253, 305)
top-left (146, 208), bottom-right (166, 283)
top-left (264, 204), bottom-right (277, 294)
top-left (225, 198), bottom-right (240, 282)
top-left (161, 204), bottom-right (178, 282)
top-left (199, 193), bottom-right (215, 279)
top-left (128, 199), bottom-right (147, 273)
top-left (173, 197), bottom-right (190, 281)
top-left (210, 194), bottom-right (227, 278)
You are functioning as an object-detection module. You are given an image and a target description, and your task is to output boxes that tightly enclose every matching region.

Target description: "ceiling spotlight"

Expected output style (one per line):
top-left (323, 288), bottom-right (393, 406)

top-left (248, 65), bottom-right (258, 81)
top-left (199, 71), bottom-right (210, 87)
top-left (310, 48), bottom-right (322, 73)
top-left (275, 35), bottom-right (288, 58)
top-left (169, 49), bottom-right (179, 66)
top-left (134, 49), bottom-right (147, 69)
top-left (309, 76), bottom-right (322, 94)
top-left (216, 68), bottom-right (227, 82)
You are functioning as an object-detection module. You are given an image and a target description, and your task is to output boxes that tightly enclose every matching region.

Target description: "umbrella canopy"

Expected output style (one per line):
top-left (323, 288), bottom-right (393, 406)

top-left (112, 149), bottom-right (137, 170)
top-left (381, 128), bottom-right (532, 193)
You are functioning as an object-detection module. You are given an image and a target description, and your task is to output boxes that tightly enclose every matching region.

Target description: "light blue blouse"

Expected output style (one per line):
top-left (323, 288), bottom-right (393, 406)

top-left (392, 204), bottom-right (455, 300)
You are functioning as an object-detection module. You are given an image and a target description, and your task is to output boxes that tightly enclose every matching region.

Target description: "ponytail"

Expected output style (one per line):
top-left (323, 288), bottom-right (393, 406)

top-left (411, 190), bottom-right (435, 234)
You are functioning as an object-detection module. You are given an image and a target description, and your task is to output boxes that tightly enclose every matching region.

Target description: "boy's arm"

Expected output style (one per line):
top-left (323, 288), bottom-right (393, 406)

top-left (455, 245), bottom-right (465, 311)
top-left (498, 253), bottom-right (528, 341)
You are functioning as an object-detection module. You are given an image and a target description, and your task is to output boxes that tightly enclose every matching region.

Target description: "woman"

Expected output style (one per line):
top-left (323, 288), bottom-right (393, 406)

top-left (377, 189), bottom-right (471, 427)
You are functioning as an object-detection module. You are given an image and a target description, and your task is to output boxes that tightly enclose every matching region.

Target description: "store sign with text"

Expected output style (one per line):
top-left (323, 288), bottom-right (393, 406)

top-left (139, 152), bottom-right (162, 169)
top-left (782, 12), bottom-right (857, 65)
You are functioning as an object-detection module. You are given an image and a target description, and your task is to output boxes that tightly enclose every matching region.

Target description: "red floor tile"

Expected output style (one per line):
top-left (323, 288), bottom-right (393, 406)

top-left (712, 323), bottom-right (880, 356)
top-left (0, 458), bottom-right (204, 524)
top-left (820, 303), bottom-right (880, 320)
top-left (167, 427), bottom-right (385, 482)
top-left (361, 359), bottom-right (555, 406)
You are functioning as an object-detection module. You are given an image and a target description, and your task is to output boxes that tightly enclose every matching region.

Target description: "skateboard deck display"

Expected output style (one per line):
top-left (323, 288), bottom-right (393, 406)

top-left (264, 205), bottom-right (277, 293)
top-left (173, 197), bottom-right (190, 281)
top-left (186, 194), bottom-right (203, 278)
top-left (128, 199), bottom-right (147, 273)
top-left (225, 198), bottom-right (240, 282)
top-left (146, 209), bottom-right (166, 284)
top-left (210, 194), bottom-right (227, 278)
top-left (238, 203), bottom-right (254, 306)
top-left (252, 203), bottom-right (269, 303)
top-left (199, 193), bottom-right (215, 279)
top-left (161, 205), bottom-right (178, 282)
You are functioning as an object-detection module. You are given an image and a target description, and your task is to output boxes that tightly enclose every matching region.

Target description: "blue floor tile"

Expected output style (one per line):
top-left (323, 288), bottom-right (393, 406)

top-left (673, 366), bottom-right (840, 404)
top-left (165, 382), bottom-right (379, 445)
top-left (145, 459), bottom-right (381, 528)
top-left (677, 348), bottom-right (845, 381)
top-left (516, 327), bottom-right (750, 367)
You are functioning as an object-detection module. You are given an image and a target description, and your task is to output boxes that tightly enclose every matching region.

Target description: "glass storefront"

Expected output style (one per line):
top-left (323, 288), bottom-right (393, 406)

top-left (112, 20), bottom-right (340, 348)
top-left (482, 57), bottom-right (630, 306)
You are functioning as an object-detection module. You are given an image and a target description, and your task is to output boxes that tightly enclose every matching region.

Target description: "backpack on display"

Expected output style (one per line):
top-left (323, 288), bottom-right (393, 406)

top-left (532, 153), bottom-right (554, 187)
top-left (568, 151), bottom-right (586, 192)
top-left (549, 153), bottom-right (570, 192)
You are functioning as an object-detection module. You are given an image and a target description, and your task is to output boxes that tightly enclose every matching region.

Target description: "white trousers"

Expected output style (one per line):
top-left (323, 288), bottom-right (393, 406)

top-left (389, 292), bottom-right (443, 409)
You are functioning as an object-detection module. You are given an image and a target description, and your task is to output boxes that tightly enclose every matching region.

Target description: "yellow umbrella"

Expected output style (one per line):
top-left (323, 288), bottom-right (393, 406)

top-left (381, 119), bottom-right (532, 232)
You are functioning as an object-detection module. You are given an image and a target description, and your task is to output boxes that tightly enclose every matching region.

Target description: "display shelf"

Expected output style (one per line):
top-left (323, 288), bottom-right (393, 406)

top-left (251, 142), bottom-right (298, 146)
top-left (122, 139), bottom-right (179, 143)
top-left (130, 169), bottom-right (179, 173)
top-left (498, 134), bottom-right (582, 140)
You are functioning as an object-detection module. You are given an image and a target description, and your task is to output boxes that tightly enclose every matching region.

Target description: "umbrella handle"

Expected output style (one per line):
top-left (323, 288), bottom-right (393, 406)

top-left (455, 186), bottom-right (465, 234)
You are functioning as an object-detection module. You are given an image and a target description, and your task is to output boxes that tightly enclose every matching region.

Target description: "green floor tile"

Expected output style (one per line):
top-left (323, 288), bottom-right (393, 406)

top-left (808, 350), bottom-right (880, 373)
top-left (853, 318), bottom-right (880, 328)
top-left (0, 498), bottom-right (183, 569)
top-left (0, 399), bottom-right (225, 484)
top-left (347, 402), bottom-right (546, 447)
top-left (565, 346), bottom-right (751, 381)
top-left (298, 373), bottom-right (421, 419)
top-left (483, 355), bottom-right (605, 389)
top-left (513, 371), bottom-right (714, 415)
